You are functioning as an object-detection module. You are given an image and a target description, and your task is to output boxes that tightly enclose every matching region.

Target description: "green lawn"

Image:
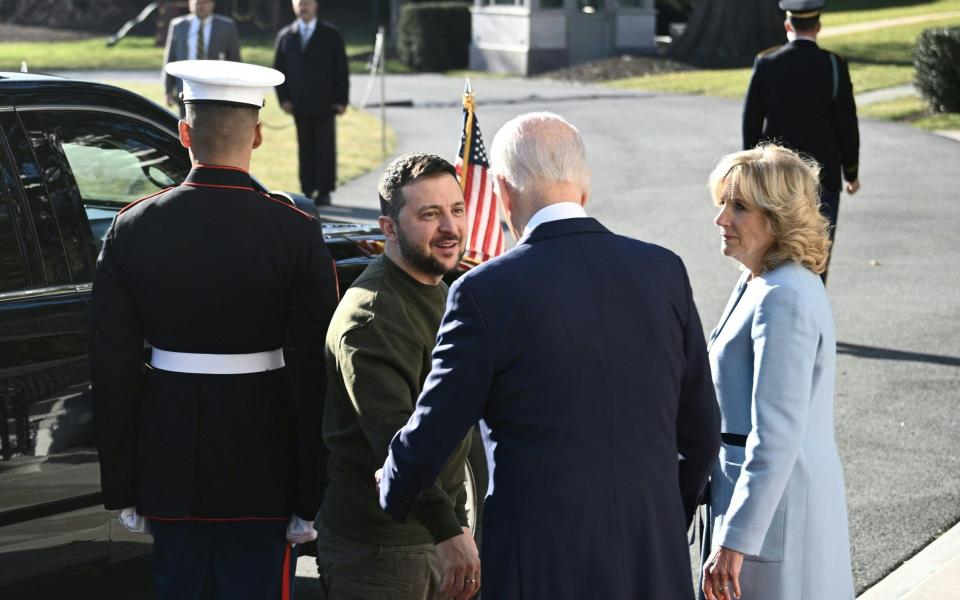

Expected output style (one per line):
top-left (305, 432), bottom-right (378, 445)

top-left (821, 16), bottom-right (960, 64)
top-left (860, 95), bottom-right (960, 130)
top-left (608, 3), bottom-right (960, 105)
top-left (1, 31), bottom-right (409, 74)
top-left (115, 82), bottom-right (395, 193)
top-left (821, 0), bottom-right (960, 27)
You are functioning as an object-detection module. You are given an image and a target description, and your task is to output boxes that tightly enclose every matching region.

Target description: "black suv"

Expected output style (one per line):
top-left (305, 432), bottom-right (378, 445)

top-left (0, 72), bottom-right (485, 598)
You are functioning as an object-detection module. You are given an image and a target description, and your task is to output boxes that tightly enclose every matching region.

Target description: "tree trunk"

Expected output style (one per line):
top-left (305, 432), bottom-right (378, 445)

top-left (669, 0), bottom-right (786, 68)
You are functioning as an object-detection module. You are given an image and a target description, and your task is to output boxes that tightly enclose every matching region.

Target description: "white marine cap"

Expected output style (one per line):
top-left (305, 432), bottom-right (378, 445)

top-left (164, 60), bottom-right (285, 108)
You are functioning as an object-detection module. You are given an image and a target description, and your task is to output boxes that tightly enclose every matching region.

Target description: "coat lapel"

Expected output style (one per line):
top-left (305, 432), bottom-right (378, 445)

top-left (708, 273), bottom-right (750, 351)
top-left (177, 20), bottom-right (189, 60)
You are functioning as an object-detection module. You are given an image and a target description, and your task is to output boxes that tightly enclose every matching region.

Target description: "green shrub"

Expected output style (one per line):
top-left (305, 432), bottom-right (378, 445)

top-left (914, 27), bottom-right (960, 113)
top-left (397, 2), bottom-right (471, 72)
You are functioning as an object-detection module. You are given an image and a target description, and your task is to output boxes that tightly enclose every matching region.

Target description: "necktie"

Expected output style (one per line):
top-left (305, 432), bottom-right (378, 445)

top-left (197, 20), bottom-right (206, 60)
top-left (301, 25), bottom-right (311, 51)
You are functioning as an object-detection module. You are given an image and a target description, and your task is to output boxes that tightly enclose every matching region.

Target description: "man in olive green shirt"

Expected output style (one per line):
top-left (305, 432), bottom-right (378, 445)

top-left (317, 153), bottom-right (480, 600)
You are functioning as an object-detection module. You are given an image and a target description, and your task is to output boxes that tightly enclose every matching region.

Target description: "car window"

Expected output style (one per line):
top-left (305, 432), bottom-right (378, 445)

top-left (0, 174), bottom-right (28, 292)
top-left (27, 111), bottom-right (188, 206)
top-left (62, 135), bottom-right (179, 203)
top-left (0, 112), bottom-right (70, 286)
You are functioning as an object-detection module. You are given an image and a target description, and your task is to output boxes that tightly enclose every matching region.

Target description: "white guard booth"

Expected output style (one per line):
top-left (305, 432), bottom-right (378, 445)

top-left (469, 0), bottom-right (656, 75)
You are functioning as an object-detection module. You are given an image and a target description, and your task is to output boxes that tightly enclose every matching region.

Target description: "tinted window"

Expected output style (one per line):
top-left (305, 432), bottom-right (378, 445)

top-left (30, 111), bottom-right (187, 205)
top-left (0, 175), bottom-right (27, 292)
top-left (22, 110), bottom-right (189, 252)
top-left (19, 114), bottom-right (97, 284)
top-left (0, 113), bottom-right (68, 286)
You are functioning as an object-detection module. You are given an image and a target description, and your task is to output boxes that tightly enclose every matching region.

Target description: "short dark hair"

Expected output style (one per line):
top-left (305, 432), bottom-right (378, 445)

top-left (788, 13), bottom-right (819, 33)
top-left (378, 153), bottom-right (457, 220)
top-left (184, 103), bottom-right (259, 159)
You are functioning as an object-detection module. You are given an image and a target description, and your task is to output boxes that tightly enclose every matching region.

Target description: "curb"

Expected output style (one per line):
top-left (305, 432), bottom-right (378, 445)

top-left (858, 520), bottom-right (960, 599)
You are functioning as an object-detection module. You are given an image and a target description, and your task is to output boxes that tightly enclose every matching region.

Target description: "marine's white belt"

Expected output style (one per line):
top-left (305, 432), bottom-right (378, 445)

top-left (150, 348), bottom-right (285, 374)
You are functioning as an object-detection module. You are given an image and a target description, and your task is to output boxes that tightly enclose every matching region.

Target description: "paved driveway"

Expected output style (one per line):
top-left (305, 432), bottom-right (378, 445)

top-left (334, 74), bottom-right (960, 593)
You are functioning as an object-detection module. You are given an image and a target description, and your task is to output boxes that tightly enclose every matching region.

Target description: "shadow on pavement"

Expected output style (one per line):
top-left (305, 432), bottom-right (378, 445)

top-left (838, 342), bottom-right (960, 367)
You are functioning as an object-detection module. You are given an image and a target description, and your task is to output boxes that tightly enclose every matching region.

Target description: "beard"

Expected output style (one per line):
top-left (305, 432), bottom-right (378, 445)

top-left (397, 227), bottom-right (464, 277)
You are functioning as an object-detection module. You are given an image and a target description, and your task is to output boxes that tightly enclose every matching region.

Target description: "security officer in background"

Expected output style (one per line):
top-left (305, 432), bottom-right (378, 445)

top-left (743, 0), bottom-right (861, 283)
top-left (91, 60), bottom-right (339, 599)
top-left (274, 0), bottom-right (349, 207)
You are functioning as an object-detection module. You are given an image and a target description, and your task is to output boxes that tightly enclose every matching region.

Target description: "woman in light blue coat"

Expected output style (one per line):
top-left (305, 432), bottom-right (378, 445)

top-left (701, 145), bottom-right (855, 600)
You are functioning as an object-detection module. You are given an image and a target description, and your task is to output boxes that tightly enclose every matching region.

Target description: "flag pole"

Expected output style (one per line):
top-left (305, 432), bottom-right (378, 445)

top-left (460, 79), bottom-right (474, 195)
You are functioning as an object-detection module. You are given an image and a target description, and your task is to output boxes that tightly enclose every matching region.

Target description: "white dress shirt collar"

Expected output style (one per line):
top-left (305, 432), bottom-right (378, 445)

top-left (298, 18), bottom-right (317, 36)
top-left (517, 202), bottom-right (587, 244)
top-left (788, 32), bottom-right (818, 43)
top-left (187, 16), bottom-right (213, 60)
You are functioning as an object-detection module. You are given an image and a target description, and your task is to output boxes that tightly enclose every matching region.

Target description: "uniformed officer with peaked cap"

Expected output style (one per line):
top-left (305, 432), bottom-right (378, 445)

top-left (91, 60), bottom-right (339, 599)
top-left (743, 0), bottom-right (861, 283)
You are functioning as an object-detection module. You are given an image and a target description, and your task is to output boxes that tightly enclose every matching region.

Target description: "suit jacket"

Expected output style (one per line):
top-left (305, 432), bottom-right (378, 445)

top-left (163, 14), bottom-right (242, 98)
top-left (707, 263), bottom-right (854, 599)
top-left (380, 218), bottom-right (720, 600)
top-left (742, 39), bottom-right (860, 192)
top-left (90, 166), bottom-right (338, 521)
top-left (273, 20), bottom-right (349, 116)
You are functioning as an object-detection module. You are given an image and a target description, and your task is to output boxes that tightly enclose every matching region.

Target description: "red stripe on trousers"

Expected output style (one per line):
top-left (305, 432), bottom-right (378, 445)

top-left (281, 544), bottom-right (292, 600)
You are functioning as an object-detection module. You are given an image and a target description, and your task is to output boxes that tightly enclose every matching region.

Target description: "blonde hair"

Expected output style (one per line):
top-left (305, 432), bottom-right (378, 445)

top-left (708, 144), bottom-right (831, 275)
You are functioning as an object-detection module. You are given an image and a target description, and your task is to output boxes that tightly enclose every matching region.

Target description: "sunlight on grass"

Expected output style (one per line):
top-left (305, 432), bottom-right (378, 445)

top-left (0, 35), bottom-right (405, 74)
top-left (822, 0), bottom-right (960, 27)
top-left (113, 81), bottom-right (395, 193)
top-left (821, 16), bottom-right (960, 64)
top-left (860, 95), bottom-right (929, 120)
top-left (607, 68), bottom-right (752, 98)
top-left (860, 94), bottom-right (960, 130)
top-left (607, 6), bottom-right (960, 100)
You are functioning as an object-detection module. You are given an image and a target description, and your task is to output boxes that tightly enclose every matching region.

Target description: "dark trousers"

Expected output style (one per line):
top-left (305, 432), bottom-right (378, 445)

top-left (150, 519), bottom-right (295, 600)
top-left (294, 113), bottom-right (337, 202)
top-left (819, 188), bottom-right (841, 285)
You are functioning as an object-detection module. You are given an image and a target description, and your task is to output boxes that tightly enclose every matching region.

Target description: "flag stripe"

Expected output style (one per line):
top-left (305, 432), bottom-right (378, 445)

top-left (456, 97), bottom-right (505, 267)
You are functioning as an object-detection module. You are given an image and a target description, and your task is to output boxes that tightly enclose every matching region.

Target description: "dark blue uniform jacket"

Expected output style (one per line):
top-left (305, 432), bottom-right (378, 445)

top-left (91, 165), bottom-right (338, 522)
top-left (743, 39), bottom-right (860, 192)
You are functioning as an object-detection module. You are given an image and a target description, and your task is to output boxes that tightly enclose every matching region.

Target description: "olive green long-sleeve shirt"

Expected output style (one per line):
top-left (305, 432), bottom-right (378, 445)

top-left (320, 255), bottom-right (470, 545)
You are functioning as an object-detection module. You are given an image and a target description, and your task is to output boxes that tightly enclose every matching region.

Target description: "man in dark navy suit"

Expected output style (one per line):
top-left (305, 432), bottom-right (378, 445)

top-left (91, 61), bottom-right (339, 599)
top-left (378, 112), bottom-right (721, 599)
top-left (274, 0), bottom-right (349, 207)
top-left (743, 0), bottom-right (861, 283)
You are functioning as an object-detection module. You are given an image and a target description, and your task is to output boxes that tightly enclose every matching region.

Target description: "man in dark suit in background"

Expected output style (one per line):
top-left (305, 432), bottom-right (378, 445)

top-left (743, 0), bottom-right (861, 283)
top-left (274, 0), bottom-right (349, 207)
top-left (378, 112), bottom-right (721, 600)
top-left (162, 0), bottom-right (241, 115)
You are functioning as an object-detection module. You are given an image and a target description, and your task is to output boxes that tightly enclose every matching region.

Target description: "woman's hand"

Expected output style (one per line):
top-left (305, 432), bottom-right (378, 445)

top-left (703, 545), bottom-right (744, 600)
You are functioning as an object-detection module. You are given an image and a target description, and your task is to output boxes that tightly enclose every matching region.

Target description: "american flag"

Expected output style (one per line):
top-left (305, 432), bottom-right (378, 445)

top-left (455, 82), bottom-right (505, 268)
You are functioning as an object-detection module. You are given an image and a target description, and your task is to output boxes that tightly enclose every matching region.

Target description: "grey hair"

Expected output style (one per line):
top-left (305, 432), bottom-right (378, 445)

top-left (489, 112), bottom-right (591, 199)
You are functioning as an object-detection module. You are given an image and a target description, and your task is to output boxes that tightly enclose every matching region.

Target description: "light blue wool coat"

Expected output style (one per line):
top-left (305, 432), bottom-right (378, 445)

top-left (708, 262), bottom-right (855, 600)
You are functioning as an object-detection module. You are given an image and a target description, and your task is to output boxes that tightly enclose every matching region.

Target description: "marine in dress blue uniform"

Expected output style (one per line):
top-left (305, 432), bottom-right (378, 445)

top-left (742, 0), bottom-right (861, 283)
top-left (91, 61), bottom-right (339, 600)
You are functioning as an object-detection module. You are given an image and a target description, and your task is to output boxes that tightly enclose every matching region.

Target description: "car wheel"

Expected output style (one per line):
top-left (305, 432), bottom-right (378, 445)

top-left (463, 426), bottom-right (488, 549)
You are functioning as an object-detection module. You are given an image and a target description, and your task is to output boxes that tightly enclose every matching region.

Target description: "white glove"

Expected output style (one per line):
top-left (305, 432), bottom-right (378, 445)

top-left (286, 515), bottom-right (317, 544)
top-left (119, 507), bottom-right (151, 535)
